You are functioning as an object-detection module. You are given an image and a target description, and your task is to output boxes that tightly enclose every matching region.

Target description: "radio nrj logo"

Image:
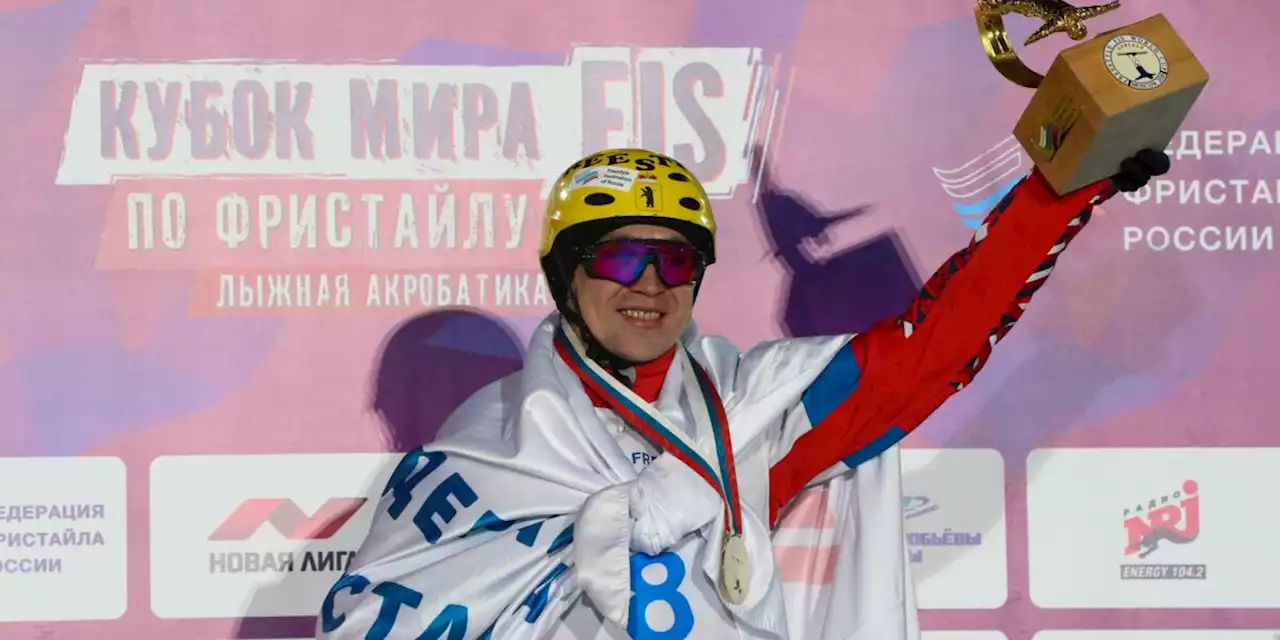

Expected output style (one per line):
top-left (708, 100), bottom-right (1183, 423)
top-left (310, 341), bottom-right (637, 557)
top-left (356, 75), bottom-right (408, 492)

top-left (1119, 479), bottom-right (1205, 581)
top-left (933, 136), bottom-right (1029, 229)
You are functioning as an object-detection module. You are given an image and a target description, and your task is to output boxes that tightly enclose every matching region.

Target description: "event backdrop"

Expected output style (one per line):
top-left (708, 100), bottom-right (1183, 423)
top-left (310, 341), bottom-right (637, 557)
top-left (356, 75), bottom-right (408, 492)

top-left (0, 0), bottom-right (1277, 638)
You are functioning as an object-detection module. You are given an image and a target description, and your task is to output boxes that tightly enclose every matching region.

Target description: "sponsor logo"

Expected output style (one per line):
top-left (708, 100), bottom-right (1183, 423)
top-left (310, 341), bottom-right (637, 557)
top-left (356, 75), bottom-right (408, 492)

top-left (932, 136), bottom-right (1028, 230)
top-left (207, 497), bottom-right (368, 575)
top-left (904, 496), bottom-right (981, 564)
top-left (1119, 479), bottom-right (1205, 580)
top-left (572, 169), bottom-right (600, 186)
top-left (903, 495), bottom-right (940, 520)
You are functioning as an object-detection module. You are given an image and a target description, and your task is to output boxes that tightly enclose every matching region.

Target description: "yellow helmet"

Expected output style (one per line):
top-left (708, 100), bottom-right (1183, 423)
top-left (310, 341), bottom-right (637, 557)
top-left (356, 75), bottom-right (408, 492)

top-left (538, 148), bottom-right (717, 263)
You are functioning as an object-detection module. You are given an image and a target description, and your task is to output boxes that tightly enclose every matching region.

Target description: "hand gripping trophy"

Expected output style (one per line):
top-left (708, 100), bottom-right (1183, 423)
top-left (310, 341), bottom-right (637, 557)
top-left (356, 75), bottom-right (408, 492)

top-left (975, 0), bottom-right (1210, 194)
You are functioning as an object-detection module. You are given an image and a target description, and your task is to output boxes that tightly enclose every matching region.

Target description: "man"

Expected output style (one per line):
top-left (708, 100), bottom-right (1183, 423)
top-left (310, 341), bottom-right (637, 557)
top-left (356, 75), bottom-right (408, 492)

top-left (317, 147), bottom-right (1169, 639)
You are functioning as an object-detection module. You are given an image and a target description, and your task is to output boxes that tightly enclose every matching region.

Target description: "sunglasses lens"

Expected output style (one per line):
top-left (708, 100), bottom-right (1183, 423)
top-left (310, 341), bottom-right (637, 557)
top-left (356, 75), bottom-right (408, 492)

top-left (586, 241), bottom-right (649, 286)
top-left (651, 243), bottom-right (697, 287)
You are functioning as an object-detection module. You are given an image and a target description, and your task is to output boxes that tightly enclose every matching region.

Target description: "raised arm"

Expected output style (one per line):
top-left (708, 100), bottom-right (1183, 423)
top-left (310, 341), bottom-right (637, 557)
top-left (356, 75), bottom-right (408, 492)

top-left (767, 150), bottom-right (1168, 525)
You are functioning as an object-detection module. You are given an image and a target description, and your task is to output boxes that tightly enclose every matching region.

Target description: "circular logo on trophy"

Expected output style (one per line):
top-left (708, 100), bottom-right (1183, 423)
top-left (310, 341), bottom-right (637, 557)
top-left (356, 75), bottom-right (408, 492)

top-left (1103, 35), bottom-right (1169, 90)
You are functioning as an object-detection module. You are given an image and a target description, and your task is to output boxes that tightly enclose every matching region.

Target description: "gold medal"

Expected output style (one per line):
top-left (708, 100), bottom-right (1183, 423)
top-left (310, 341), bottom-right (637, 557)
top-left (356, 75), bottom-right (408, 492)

top-left (719, 533), bottom-right (750, 604)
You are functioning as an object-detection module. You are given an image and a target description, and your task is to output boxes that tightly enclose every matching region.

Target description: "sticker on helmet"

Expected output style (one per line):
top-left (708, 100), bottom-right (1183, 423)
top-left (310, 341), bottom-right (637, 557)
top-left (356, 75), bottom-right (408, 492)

top-left (636, 184), bottom-right (662, 210)
top-left (570, 166), bottom-right (635, 192)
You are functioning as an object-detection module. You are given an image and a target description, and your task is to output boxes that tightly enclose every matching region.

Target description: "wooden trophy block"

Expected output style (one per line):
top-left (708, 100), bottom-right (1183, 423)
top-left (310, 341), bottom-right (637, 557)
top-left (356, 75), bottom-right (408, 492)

top-left (1013, 13), bottom-right (1209, 195)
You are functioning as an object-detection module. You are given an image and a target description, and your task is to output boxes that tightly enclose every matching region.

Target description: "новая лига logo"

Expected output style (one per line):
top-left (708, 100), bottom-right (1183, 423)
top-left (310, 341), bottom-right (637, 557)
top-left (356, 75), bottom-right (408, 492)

top-left (207, 497), bottom-right (367, 575)
top-left (1120, 480), bottom-right (1205, 580)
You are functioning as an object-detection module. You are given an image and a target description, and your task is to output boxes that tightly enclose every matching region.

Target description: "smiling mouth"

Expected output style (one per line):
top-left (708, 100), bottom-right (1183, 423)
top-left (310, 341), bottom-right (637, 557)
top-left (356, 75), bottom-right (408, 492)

top-left (619, 309), bottom-right (663, 321)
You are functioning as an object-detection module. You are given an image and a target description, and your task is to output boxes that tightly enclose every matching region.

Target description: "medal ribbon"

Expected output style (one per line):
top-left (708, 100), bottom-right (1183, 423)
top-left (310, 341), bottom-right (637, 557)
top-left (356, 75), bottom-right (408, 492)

top-left (554, 325), bottom-right (743, 537)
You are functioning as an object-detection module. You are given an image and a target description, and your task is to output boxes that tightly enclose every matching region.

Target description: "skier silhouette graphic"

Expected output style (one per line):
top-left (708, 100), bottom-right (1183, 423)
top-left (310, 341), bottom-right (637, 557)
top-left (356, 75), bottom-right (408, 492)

top-left (1122, 51), bottom-right (1157, 81)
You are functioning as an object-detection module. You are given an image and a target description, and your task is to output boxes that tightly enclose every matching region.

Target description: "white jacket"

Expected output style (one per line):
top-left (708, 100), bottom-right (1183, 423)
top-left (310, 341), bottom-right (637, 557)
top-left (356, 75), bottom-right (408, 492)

top-left (315, 315), bottom-right (917, 640)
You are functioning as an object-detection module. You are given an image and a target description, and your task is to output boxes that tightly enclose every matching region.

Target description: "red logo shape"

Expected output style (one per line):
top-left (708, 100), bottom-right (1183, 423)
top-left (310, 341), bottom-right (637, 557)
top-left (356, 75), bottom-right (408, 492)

top-left (1123, 480), bottom-right (1200, 557)
top-left (209, 498), bottom-right (367, 541)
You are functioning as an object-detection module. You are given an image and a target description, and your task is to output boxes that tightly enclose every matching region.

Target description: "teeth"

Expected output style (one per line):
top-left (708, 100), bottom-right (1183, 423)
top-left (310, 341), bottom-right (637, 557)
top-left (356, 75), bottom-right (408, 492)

top-left (620, 309), bottom-right (661, 321)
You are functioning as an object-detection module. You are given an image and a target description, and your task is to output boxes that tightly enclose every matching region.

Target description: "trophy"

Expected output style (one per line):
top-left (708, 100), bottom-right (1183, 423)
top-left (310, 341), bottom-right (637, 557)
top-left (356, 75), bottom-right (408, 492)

top-left (975, 0), bottom-right (1209, 194)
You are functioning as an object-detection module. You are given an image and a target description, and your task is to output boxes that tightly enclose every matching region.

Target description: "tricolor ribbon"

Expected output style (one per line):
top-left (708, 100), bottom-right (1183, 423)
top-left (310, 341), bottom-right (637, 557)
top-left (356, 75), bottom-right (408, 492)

top-left (553, 325), bottom-right (744, 539)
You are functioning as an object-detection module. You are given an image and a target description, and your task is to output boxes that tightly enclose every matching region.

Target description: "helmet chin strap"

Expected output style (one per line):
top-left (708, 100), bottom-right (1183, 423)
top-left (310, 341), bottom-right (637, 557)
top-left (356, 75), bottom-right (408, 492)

top-left (561, 293), bottom-right (645, 376)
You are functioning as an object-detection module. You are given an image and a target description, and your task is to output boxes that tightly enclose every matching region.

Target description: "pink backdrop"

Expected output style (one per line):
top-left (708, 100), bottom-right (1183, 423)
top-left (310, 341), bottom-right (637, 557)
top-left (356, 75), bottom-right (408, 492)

top-left (0, 0), bottom-right (1277, 638)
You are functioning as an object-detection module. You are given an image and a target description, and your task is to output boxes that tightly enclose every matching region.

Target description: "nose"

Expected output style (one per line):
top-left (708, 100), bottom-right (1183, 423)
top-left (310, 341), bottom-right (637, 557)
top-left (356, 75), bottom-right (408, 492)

top-left (630, 264), bottom-right (666, 295)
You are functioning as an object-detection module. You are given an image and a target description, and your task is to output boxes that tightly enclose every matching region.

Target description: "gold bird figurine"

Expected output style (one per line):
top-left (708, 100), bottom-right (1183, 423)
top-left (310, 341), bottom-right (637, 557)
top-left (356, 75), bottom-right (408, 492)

top-left (977, 0), bottom-right (1122, 45)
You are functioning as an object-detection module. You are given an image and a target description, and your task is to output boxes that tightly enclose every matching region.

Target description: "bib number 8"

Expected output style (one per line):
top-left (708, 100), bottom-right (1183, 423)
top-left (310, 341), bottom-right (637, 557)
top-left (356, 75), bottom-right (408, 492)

top-left (627, 552), bottom-right (695, 639)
